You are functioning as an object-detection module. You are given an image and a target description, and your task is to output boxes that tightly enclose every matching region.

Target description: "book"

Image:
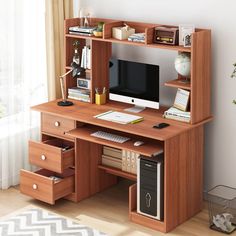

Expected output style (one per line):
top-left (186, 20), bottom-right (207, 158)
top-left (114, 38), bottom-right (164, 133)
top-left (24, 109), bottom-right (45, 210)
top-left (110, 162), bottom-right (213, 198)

top-left (103, 146), bottom-right (122, 159)
top-left (102, 155), bottom-right (122, 169)
top-left (94, 110), bottom-right (144, 124)
top-left (164, 106), bottom-right (191, 122)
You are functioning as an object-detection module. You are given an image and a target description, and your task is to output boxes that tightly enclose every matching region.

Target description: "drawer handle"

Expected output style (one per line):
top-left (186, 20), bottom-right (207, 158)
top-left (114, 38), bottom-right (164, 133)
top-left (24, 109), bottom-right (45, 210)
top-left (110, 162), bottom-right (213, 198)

top-left (41, 155), bottom-right (46, 160)
top-left (54, 121), bottom-right (60, 127)
top-left (32, 184), bottom-right (38, 190)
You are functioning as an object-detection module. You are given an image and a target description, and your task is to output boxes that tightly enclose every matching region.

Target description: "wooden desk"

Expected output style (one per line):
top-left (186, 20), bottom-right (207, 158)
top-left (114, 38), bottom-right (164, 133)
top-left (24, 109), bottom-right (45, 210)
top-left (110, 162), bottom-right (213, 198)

top-left (20, 99), bottom-right (209, 232)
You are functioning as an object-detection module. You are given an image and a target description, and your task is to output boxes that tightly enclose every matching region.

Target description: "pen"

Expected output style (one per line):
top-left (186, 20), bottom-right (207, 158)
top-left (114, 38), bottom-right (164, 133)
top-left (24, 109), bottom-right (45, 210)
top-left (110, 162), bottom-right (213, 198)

top-left (130, 118), bottom-right (144, 124)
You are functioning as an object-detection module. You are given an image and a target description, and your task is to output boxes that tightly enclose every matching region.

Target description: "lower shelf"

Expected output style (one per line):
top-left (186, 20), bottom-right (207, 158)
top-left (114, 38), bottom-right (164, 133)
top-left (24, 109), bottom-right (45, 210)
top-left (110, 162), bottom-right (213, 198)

top-left (98, 164), bottom-right (137, 181)
top-left (128, 183), bottom-right (166, 232)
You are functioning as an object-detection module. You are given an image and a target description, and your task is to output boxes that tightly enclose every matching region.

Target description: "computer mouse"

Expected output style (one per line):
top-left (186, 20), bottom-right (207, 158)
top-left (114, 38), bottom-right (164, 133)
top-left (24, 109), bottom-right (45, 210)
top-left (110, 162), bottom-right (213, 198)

top-left (134, 141), bottom-right (145, 147)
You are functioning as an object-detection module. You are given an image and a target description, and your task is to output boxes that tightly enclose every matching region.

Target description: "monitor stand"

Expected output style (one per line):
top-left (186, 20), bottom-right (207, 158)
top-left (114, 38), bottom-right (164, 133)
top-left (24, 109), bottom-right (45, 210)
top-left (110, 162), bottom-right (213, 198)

top-left (124, 105), bottom-right (145, 113)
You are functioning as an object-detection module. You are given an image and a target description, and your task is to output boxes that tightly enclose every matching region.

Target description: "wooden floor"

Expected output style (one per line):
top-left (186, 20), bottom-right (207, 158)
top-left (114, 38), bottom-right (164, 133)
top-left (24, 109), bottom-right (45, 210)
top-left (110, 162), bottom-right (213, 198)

top-left (0, 180), bottom-right (227, 236)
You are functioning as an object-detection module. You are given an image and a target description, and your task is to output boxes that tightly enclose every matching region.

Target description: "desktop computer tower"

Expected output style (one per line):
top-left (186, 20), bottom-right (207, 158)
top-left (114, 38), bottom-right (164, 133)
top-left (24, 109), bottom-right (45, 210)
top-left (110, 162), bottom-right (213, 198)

top-left (137, 153), bottom-right (164, 220)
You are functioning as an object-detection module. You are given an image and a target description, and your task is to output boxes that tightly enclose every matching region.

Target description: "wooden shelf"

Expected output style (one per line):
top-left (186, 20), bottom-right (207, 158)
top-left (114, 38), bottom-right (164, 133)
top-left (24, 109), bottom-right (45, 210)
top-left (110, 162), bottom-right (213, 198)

top-left (66, 34), bottom-right (190, 52)
top-left (98, 165), bottom-right (136, 181)
top-left (164, 79), bottom-right (191, 90)
top-left (66, 126), bottom-right (163, 157)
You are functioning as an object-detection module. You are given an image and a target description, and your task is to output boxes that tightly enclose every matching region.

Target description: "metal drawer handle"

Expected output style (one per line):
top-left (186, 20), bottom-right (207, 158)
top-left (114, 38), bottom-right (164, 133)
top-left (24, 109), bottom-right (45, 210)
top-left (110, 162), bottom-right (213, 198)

top-left (54, 121), bottom-right (60, 127)
top-left (32, 184), bottom-right (38, 190)
top-left (41, 155), bottom-right (46, 160)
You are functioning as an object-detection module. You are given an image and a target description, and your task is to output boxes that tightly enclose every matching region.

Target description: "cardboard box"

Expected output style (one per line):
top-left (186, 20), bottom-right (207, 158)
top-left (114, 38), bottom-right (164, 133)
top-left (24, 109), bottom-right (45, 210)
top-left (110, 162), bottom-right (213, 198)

top-left (112, 26), bottom-right (135, 40)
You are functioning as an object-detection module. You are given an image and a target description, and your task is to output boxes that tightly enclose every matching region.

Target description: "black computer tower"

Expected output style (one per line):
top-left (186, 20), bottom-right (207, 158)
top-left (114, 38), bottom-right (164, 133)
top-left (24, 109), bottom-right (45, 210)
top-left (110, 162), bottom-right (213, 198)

top-left (137, 153), bottom-right (164, 220)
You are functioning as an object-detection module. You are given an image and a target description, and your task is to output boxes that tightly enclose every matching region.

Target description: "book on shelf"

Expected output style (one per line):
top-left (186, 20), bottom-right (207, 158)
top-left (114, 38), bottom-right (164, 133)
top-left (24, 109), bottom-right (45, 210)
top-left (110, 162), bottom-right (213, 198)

top-left (81, 46), bottom-right (91, 69)
top-left (163, 106), bottom-right (191, 122)
top-left (102, 154), bottom-right (122, 169)
top-left (68, 87), bottom-right (91, 102)
top-left (128, 33), bottom-right (145, 43)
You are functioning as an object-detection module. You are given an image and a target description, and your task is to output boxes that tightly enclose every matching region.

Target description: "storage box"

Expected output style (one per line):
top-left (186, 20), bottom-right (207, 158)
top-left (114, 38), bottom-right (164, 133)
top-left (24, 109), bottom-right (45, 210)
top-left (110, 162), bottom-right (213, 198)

top-left (112, 26), bottom-right (135, 40)
top-left (207, 185), bottom-right (236, 234)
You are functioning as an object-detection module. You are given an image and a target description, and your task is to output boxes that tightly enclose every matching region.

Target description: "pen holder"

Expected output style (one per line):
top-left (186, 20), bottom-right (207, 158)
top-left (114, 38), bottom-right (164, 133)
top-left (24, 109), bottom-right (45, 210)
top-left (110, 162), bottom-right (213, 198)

top-left (95, 93), bottom-right (106, 105)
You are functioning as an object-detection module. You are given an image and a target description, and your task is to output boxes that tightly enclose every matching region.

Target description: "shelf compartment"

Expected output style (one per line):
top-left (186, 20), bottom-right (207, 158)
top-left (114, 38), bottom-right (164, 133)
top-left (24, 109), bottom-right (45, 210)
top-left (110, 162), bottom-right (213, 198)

top-left (20, 168), bottom-right (74, 205)
top-left (129, 183), bottom-right (166, 232)
top-left (98, 165), bottom-right (136, 181)
top-left (164, 78), bottom-right (191, 90)
top-left (65, 125), bottom-right (163, 157)
top-left (29, 139), bottom-right (74, 173)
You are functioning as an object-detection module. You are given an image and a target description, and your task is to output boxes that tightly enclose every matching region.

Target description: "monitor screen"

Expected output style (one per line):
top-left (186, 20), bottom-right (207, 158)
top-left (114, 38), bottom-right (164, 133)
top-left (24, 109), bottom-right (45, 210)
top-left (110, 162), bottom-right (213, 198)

top-left (109, 58), bottom-right (159, 109)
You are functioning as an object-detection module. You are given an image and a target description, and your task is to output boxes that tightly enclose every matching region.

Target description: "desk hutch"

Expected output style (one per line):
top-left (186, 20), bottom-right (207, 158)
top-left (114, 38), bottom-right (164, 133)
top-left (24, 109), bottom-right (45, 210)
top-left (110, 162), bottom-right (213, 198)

top-left (20, 17), bottom-right (211, 233)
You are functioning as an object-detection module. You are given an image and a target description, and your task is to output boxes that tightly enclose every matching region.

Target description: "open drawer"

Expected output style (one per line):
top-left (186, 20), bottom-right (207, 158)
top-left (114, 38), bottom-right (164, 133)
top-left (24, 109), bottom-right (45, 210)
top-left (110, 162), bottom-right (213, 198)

top-left (20, 168), bottom-right (74, 205)
top-left (29, 139), bottom-right (74, 173)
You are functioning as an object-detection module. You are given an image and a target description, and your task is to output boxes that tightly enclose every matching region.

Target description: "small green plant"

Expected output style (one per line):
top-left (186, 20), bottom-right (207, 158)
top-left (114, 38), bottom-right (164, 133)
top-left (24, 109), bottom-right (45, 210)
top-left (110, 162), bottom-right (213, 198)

top-left (231, 63), bottom-right (236, 104)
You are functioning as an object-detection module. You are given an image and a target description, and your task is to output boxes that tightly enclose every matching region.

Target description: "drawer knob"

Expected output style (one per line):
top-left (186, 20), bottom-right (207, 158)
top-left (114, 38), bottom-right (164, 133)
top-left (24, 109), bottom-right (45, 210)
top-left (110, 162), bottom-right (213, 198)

top-left (41, 155), bottom-right (46, 160)
top-left (32, 184), bottom-right (38, 190)
top-left (54, 121), bottom-right (60, 127)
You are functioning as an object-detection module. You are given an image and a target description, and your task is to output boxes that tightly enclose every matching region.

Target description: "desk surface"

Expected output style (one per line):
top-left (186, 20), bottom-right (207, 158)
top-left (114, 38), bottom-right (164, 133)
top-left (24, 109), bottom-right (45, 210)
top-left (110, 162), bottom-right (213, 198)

top-left (32, 99), bottom-right (212, 141)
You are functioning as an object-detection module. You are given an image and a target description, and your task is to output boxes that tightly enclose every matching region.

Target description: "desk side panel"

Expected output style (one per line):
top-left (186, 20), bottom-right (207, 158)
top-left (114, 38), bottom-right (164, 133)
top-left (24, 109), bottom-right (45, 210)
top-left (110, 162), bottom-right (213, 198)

top-left (164, 125), bottom-right (204, 232)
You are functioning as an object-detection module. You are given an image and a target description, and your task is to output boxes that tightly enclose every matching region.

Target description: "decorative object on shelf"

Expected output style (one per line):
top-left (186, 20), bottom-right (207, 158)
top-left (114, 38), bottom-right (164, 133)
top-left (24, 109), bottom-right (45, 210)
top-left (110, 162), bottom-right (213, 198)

top-left (174, 52), bottom-right (191, 83)
top-left (58, 41), bottom-right (84, 106)
top-left (93, 21), bottom-right (104, 37)
top-left (173, 88), bottom-right (190, 111)
top-left (207, 185), bottom-right (236, 234)
top-left (179, 24), bottom-right (195, 47)
top-left (112, 24), bottom-right (135, 40)
top-left (79, 8), bottom-right (91, 27)
top-left (128, 33), bottom-right (145, 43)
top-left (231, 63), bottom-right (236, 104)
top-left (153, 26), bottom-right (179, 45)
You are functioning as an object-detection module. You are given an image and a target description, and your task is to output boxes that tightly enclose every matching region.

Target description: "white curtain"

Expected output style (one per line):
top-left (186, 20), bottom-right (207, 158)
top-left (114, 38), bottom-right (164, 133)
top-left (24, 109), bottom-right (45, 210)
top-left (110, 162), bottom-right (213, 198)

top-left (0, 0), bottom-right (48, 189)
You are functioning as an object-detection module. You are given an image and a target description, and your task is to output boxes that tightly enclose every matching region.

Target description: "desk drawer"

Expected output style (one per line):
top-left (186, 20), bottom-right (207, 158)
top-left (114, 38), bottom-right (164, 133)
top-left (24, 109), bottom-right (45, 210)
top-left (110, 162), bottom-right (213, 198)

top-left (20, 169), bottom-right (74, 205)
top-left (42, 113), bottom-right (75, 139)
top-left (29, 139), bottom-right (74, 173)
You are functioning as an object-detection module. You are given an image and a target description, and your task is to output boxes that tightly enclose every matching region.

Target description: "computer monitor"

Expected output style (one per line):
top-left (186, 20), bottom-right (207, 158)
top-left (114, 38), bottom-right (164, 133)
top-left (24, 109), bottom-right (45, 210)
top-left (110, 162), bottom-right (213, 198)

top-left (109, 58), bottom-right (160, 111)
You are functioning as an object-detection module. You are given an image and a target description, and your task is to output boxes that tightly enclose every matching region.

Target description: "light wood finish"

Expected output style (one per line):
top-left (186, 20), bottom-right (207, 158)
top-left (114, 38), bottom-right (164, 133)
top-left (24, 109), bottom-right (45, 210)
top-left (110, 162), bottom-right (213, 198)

top-left (41, 113), bottom-right (76, 140)
top-left (20, 169), bottom-right (74, 205)
top-left (190, 30), bottom-right (211, 124)
top-left (1, 183), bottom-right (217, 236)
top-left (29, 139), bottom-right (74, 173)
top-left (98, 165), bottom-right (136, 181)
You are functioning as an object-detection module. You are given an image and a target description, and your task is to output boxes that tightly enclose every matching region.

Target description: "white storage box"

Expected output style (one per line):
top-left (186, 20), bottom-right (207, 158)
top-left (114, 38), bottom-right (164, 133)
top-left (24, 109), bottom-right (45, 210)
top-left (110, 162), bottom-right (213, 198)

top-left (112, 26), bottom-right (135, 40)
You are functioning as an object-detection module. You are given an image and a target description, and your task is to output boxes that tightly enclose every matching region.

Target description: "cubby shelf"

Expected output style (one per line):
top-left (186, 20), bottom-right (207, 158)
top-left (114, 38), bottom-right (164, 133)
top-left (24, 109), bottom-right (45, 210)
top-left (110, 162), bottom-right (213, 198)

top-left (66, 33), bottom-right (191, 52)
top-left (164, 79), bottom-right (191, 90)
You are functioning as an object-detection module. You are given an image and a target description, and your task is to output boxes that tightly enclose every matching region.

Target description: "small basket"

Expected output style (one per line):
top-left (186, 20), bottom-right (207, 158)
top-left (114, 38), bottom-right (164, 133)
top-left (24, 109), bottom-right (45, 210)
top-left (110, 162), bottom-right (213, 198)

top-left (207, 185), bottom-right (236, 234)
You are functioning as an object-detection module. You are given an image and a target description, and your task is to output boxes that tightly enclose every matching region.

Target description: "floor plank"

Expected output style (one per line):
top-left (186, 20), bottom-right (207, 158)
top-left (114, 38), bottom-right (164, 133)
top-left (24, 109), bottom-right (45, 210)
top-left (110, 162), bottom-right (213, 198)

top-left (0, 180), bottom-right (228, 236)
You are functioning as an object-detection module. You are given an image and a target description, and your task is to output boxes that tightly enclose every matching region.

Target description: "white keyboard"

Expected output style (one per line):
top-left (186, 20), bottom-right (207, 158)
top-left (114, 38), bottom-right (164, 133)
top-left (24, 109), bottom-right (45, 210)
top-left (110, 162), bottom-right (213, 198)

top-left (91, 131), bottom-right (130, 143)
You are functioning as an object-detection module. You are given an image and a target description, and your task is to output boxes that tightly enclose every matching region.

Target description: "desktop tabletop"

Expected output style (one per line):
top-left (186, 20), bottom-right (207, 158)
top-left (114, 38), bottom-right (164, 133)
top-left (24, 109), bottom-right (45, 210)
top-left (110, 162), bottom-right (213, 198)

top-left (32, 99), bottom-right (209, 141)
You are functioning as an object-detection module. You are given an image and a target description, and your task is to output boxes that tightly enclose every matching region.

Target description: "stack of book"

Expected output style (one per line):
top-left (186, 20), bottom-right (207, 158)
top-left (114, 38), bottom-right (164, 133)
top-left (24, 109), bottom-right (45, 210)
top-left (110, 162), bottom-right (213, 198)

top-left (102, 146), bottom-right (122, 169)
top-left (69, 26), bottom-right (96, 36)
top-left (81, 46), bottom-right (91, 69)
top-left (128, 33), bottom-right (145, 43)
top-left (163, 106), bottom-right (191, 123)
top-left (122, 150), bottom-right (140, 174)
top-left (68, 87), bottom-right (90, 102)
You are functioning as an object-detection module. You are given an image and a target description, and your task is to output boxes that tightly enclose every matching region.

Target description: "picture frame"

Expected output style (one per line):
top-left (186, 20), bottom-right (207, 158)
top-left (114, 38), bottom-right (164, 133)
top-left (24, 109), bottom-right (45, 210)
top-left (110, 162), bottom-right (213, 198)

top-left (173, 88), bottom-right (190, 111)
top-left (179, 24), bottom-right (195, 47)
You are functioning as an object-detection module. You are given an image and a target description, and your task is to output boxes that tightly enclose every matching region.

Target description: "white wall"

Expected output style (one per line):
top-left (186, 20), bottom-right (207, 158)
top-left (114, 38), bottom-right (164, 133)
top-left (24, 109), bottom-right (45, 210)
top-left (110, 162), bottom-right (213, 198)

top-left (74, 0), bottom-right (236, 191)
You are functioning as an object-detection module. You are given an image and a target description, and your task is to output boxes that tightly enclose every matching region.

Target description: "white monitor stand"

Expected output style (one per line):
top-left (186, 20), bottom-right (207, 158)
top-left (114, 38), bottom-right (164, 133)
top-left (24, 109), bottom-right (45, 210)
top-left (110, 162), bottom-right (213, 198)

top-left (124, 105), bottom-right (146, 113)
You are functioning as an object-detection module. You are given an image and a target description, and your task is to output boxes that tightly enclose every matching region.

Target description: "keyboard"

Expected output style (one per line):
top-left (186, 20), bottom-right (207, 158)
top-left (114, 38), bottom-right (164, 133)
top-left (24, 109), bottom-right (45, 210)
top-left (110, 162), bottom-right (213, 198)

top-left (91, 131), bottom-right (130, 143)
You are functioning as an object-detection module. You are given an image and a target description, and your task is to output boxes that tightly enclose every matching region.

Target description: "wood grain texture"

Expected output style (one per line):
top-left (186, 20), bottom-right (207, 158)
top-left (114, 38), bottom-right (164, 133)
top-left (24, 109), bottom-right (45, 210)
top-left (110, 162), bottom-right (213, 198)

top-left (91, 40), bottom-right (112, 103)
top-left (191, 30), bottom-right (211, 124)
top-left (41, 113), bottom-right (76, 140)
top-left (20, 169), bottom-right (74, 205)
top-left (163, 125), bottom-right (204, 232)
top-left (29, 139), bottom-right (74, 173)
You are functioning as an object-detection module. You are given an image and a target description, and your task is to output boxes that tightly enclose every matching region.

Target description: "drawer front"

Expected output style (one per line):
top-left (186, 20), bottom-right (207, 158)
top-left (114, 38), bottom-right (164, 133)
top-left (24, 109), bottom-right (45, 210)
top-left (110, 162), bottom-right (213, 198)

top-left (29, 140), bottom-right (74, 173)
top-left (41, 113), bottom-right (75, 139)
top-left (20, 169), bottom-right (74, 205)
